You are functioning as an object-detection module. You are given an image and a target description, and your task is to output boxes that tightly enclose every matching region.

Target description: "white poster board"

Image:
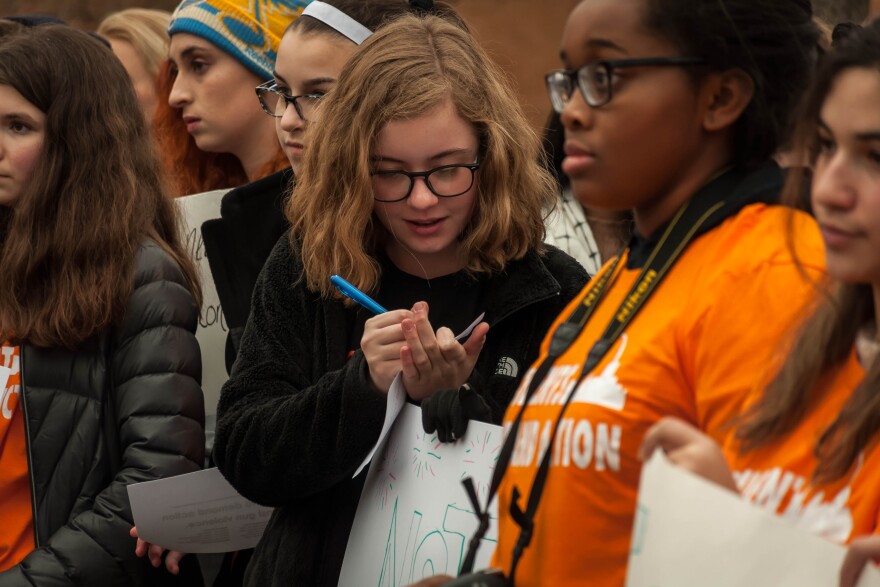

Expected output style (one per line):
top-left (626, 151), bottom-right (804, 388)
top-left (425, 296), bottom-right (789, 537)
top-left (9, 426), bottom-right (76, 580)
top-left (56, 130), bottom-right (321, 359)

top-left (339, 404), bottom-right (502, 586)
top-left (353, 313), bottom-right (486, 479)
top-left (176, 190), bottom-right (229, 434)
top-left (627, 452), bottom-right (880, 587)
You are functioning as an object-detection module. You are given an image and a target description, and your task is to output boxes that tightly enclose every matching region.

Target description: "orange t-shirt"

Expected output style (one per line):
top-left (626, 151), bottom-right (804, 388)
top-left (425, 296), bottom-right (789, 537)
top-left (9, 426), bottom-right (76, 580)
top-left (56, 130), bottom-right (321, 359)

top-left (492, 205), bottom-right (825, 587)
top-left (726, 350), bottom-right (880, 544)
top-left (0, 342), bottom-right (34, 571)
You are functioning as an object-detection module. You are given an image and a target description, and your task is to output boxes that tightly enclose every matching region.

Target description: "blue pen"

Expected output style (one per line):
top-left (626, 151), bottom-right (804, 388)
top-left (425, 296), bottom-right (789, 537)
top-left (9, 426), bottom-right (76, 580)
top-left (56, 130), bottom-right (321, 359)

top-left (330, 275), bottom-right (388, 315)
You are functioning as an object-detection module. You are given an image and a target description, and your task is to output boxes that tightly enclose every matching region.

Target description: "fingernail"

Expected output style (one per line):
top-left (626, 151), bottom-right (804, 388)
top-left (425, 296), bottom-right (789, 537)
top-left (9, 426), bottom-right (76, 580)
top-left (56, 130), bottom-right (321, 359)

top-left (438, 327), bottom-right (453, 343)
top-left (402, 320), bottom-right (413, 332)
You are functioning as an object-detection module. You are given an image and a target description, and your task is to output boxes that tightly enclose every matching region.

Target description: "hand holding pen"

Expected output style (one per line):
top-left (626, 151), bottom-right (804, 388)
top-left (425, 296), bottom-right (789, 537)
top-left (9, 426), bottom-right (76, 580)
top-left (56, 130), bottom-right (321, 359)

top-left (331, 276), bottom-right (488, 398)
top-left (331, 275), bottom-right (413, 393)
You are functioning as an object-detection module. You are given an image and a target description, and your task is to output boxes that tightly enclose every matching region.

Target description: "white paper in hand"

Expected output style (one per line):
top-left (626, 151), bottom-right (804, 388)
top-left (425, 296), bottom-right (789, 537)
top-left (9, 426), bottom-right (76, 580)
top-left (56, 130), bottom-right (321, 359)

top-left (627, 452), bottom-right (880, 587)
top-left (353, 312), bottom-right (486, 478)
top-left (127, 468), bottom-right (273, 553)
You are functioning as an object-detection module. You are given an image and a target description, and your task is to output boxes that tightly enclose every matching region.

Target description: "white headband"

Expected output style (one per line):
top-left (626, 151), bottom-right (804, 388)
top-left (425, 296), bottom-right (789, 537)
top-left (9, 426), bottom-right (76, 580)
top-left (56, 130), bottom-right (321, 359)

top-left (301, 1), bottom-right (373, 45)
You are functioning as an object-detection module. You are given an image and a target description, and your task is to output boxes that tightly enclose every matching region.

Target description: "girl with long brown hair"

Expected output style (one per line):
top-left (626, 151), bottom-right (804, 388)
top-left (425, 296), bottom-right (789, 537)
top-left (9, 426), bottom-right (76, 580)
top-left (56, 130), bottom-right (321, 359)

top-left (212, 8), bottom-right (588, 585)
top-left (643, 19), bottom-right (880, 587)
top-left (0, 24), bottom-right (204, 584)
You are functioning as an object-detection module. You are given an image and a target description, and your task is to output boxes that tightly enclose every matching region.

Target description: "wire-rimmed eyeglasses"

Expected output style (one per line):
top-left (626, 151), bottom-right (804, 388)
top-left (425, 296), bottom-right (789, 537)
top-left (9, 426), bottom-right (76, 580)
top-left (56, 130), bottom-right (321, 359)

top-left (255, 80), bottom-right (324, 121)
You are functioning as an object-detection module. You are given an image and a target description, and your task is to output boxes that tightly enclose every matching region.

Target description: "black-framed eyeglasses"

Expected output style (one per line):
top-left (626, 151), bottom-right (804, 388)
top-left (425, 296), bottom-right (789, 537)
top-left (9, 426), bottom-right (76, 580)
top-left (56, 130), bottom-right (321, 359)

top-left (371, 158), bottom-right (480, 203)
top-left (545, 56), bottom-right (705, 111)
top-left (255, 80), bottom-right (324, 121)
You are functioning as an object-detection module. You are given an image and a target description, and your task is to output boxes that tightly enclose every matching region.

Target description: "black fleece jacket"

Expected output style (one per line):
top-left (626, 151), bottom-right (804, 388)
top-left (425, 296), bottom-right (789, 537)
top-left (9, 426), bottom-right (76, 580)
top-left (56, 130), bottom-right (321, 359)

top-left (201, 169), bottom-right (292, 372)
top-left (1, 241), bottom-right (205, 586)
top-left (213, 235), bottom-right (588, 586)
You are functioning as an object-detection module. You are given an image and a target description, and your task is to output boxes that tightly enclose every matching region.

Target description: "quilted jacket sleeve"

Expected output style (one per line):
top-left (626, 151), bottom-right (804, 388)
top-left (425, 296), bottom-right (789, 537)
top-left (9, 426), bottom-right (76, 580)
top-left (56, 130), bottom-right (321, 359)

top-left (0, 242), bottom-right (205, 586)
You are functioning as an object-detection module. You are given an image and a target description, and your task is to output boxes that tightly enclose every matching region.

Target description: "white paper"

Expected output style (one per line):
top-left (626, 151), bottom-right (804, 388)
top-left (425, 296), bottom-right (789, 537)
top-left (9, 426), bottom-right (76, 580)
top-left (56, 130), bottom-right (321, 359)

top-left (353, 312), bottom-right (487, 478)
top-left (354, 374), bottom-right (409, 479)
top-left (176, 190), bottom-right (230, 425)
top-left (339, 403), bottom-right (501, 586)
top-left (627, 452), bottom-right (880, 587)
top-left (127, 468), bottom-right (273, 553)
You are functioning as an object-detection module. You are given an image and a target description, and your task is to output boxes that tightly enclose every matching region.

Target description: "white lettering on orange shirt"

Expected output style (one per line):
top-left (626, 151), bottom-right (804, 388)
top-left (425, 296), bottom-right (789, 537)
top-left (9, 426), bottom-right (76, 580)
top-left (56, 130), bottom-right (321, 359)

top-left (0, 345), bottom-right (20, 420)
top-left (734, 465), bottom-right (856, 543)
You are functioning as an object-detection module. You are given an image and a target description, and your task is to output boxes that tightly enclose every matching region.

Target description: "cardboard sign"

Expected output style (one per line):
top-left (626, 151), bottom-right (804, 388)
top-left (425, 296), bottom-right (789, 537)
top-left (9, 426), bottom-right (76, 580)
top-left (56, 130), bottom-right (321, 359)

top-left (176, 190), bottom-right (229, 426)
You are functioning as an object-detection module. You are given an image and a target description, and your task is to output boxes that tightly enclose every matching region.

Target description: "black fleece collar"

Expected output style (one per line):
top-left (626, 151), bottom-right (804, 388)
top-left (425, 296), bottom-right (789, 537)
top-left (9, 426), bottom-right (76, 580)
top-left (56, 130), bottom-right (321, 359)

top-left (219, 167), bottom-right (293, 217)
top-left (482, 249), bottom-right (562, 326)
top-left (626, 163), bottom-right (784, 270)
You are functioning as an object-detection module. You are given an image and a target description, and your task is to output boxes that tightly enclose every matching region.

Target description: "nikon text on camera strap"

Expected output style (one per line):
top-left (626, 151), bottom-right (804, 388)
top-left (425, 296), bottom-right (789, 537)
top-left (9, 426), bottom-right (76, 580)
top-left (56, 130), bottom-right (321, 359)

top-left (458, 164), bottom-right (784, 581)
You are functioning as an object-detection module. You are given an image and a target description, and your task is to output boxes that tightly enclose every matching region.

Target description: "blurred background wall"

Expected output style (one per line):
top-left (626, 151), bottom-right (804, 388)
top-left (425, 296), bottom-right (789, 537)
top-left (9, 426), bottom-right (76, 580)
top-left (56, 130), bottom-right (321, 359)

top-left (813, 0), bottom-right (869, 24)
top-left (1, 0), bottom-right (580, 134)
top-left (3, 0), bottom-right (878, 132)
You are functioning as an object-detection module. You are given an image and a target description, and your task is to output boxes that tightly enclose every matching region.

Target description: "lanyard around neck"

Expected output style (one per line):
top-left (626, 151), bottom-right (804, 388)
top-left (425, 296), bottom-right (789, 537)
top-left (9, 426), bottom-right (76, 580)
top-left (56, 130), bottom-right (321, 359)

top-left (458, 168), bottom-right (756, 579)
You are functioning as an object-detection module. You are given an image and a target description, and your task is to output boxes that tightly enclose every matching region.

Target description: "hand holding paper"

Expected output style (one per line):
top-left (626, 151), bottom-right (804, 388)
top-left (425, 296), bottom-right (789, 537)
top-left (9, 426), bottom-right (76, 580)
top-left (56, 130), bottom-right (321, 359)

top-left (353, 312), bottom-right (487, 478)
top-left (127, 468), bottom-right (274, 554)
top-left (627, 452), bottom-right (880, 587)
top-left (400, 301), bottom-right (489, 401)
top-left (130, 527), bottom-right (185, 575)
top-left (405, 577), bottom-right (455, 587)
top-left (842, 536), bottom-right (880, 587)
top-left (640, 416), bottom-right (737, 491)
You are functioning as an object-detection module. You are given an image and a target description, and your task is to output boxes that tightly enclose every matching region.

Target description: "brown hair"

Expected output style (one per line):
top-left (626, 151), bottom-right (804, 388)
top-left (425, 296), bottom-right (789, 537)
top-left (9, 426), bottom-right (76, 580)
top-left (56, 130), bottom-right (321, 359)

top-left (0, 19), bottom-right (25, 37)
top-left (152, 59), bottom-right (289, 196)
top-left (736, 21), bottom-right (880, 483)
top-left (288, 14), bottom-right (557, 299)
top-left (289, 0), bottom-right (467, 39)
top-left (0, 25), bottom-right (201, 349)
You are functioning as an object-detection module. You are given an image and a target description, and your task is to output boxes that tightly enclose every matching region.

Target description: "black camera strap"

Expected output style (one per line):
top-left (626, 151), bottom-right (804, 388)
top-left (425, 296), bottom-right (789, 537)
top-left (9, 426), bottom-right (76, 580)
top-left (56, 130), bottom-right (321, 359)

top-left (459, 165), bottom-right (783, 579)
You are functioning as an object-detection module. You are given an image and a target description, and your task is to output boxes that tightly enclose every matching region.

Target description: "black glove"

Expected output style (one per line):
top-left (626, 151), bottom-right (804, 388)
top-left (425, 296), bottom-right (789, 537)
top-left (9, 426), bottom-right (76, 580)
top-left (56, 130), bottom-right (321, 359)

top-left (421, 383), bottom-right (492, 443)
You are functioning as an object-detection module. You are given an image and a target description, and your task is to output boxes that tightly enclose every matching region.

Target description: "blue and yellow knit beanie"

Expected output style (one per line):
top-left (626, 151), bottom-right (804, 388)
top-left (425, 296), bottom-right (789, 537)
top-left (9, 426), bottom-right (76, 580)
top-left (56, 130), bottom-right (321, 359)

top-left (168, 0), bottom-right (313, 81)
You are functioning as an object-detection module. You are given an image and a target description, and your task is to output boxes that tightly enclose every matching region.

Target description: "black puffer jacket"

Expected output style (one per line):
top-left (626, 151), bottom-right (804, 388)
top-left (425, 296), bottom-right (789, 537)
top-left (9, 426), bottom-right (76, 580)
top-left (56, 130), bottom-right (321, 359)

top-left (0, 242), bottom-right (205, 586)
top-left (213, 235), bottom-right (589, 586)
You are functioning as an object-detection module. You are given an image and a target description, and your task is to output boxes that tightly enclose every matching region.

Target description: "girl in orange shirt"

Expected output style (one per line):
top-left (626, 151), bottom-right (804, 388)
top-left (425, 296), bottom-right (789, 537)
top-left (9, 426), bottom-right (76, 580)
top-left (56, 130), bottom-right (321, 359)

top-left (466, 0), bottom-right (826, 585)
top-left (644, 20), bottom-right (880, 587)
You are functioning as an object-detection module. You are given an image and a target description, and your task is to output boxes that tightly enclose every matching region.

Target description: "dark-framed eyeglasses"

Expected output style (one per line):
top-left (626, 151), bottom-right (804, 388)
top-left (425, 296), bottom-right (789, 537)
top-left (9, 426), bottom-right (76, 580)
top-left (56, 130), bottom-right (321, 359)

top-left (255, 80), bottom-right (324, 121)
top-left (545, 56), bottom-right (706, 111)
top-left (371, 158), bottom-right (481, 203)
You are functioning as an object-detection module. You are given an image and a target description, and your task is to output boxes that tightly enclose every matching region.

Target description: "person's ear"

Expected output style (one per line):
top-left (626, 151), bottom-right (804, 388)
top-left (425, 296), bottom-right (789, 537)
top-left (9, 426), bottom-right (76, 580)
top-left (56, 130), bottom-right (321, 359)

top-left (699, 68), bottom-right (755, 132)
